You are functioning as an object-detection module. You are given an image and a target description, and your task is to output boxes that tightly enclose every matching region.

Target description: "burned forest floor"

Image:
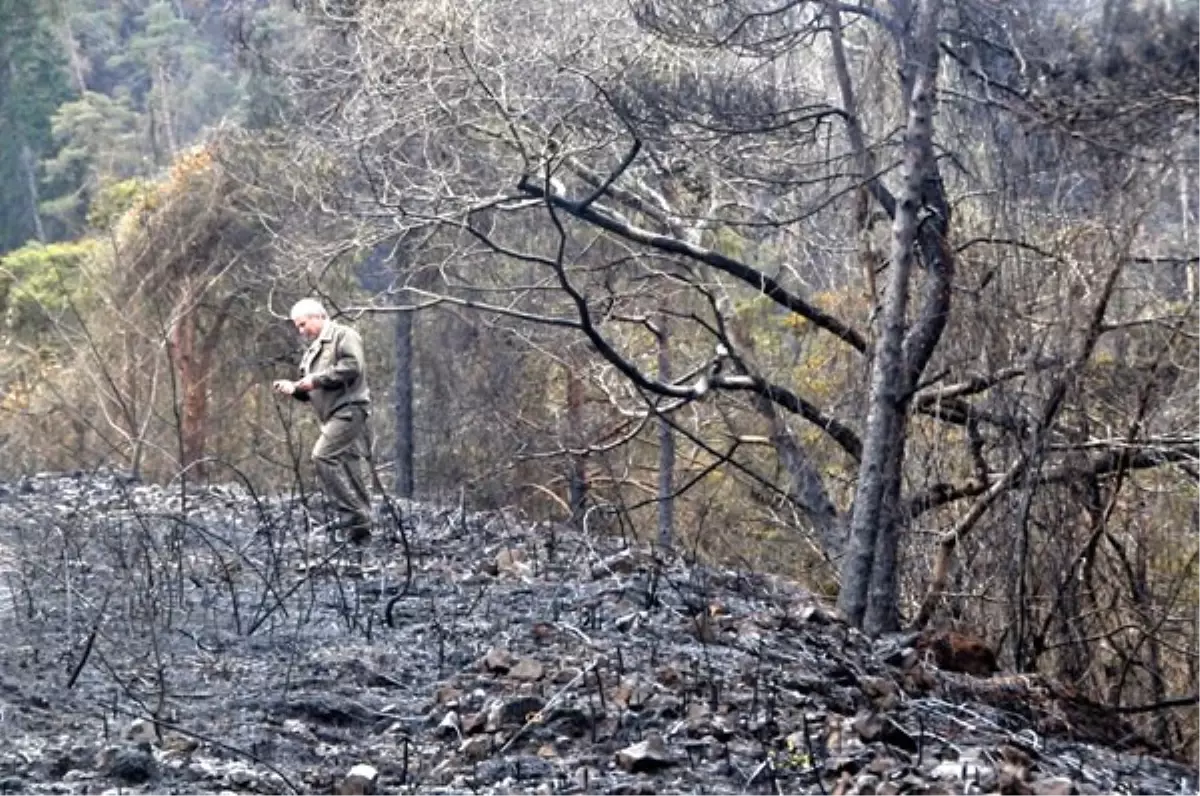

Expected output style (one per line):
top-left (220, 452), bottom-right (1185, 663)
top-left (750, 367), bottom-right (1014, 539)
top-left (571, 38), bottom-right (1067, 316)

top-left (0, 471), bottom-right (1195, 795)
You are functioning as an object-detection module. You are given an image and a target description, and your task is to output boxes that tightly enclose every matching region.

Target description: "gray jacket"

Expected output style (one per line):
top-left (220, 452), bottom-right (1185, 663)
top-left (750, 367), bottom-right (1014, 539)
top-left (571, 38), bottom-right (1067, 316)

top-left (294, 321), bottom-right (370, 422)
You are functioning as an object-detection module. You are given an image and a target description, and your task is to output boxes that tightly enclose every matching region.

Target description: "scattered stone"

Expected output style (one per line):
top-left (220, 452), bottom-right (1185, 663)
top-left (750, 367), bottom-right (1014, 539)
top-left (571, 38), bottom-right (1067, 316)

top-left (124, 718), bottom-right (157, 744)
top-left (510, 657), bottom-right (545, 682)
top-left (475, 755), bottom-right (554, 784)
top-left (459, 736), bottom-right (491, 762)
top-left (436, 710), bottom-right (462, 739)
top-left (107, 745), bottom-right (155, 784)
top-left (484, 646), bottom-right (516, 674)
top-left (0, 777), bottom-right (26, 794)
top-left (487, 695), bottom-right (546, 730)
top-left (495, 547), bottom-right (530, 577)
top-left (615, 732), bottom-right (675, 773)
top-left (338, 763), bottom-right (378, 795)
top-left (1030, 776), bottom-right (1076, 795)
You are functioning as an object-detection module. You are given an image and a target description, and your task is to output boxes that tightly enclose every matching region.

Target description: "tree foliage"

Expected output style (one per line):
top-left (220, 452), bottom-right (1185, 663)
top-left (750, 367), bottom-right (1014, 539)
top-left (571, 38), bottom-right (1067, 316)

top-left (0, 0), bottom-right (264, 254)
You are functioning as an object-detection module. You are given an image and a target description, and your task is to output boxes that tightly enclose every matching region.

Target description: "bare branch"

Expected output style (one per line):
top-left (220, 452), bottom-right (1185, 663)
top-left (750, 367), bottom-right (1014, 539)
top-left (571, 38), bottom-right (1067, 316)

top-left (516, 175), bottom-right (869, 352)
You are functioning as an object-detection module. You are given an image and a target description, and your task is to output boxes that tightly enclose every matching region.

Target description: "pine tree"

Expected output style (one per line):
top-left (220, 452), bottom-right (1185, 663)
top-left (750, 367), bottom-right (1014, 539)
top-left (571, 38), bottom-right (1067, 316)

top-left (0, 0), bottom-right (75, 251)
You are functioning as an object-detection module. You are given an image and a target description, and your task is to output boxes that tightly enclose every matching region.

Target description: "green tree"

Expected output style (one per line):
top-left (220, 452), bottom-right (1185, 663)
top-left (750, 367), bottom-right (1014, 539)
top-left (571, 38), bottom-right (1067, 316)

top-left (0, 0), bottom-right (75, 250)
top-left (116, 1), bottom-right (239, 162)
top-left (40, 90), bottom-right (144, 233)
top-left (0, 238), bottom-right (94, 336)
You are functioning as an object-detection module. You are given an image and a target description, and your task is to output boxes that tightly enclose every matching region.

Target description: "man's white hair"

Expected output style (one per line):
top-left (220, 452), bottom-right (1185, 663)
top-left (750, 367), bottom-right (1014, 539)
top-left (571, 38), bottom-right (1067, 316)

top-left (289, 298), bottom-right (327, 320)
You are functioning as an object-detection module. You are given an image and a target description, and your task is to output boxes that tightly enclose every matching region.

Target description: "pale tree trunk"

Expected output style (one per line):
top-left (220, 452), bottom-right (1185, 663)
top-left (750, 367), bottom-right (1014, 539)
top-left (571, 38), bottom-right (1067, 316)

top-left (19, 141), bottom-right (44, 242)
top-left (654, 311), bottom-right (674, 550)
top-left (838, 0), bottom-right (946, 634)
top-left (156, 62), bottom-right (177, 159)
top-left (124, 332), bottom-right (144, 477)
top-left (49, 0), bottom-right (87, 93)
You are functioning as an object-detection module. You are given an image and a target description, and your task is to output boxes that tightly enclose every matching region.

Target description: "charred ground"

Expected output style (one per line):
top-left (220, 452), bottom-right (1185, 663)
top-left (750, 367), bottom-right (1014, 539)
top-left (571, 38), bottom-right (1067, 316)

top-left (0, 472), bottom-right (1195, 795)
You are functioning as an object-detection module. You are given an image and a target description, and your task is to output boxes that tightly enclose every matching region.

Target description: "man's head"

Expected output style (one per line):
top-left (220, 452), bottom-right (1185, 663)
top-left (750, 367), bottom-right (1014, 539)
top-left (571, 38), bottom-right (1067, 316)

top-left (289, 298), bottom-right (328, 341)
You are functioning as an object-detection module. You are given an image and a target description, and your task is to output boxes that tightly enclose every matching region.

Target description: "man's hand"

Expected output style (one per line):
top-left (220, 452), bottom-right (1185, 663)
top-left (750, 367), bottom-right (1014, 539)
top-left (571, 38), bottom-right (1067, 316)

top-left (295, 376), bottom-right (316, 392)
top-left (272, 379), bottom-right (296, 396)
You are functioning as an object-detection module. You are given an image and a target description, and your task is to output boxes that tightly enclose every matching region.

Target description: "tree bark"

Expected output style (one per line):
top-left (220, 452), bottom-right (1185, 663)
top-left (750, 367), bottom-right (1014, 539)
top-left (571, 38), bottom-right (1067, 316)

top-left (838, 0), bottom-right (944, 634)
top-left (393, 303), bottom-right (415, 498)
top-left (171, 291), bottom-right (235, 478)
top-left (654, 311), bottom-right (674, 550)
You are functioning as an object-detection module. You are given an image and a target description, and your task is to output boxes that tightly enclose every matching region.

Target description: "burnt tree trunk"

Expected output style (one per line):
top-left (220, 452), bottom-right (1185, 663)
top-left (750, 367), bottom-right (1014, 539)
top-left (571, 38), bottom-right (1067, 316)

top-left (654, 312), bottom-right (674, 550)
top-left (393, 303), bottom-right (415, 498)
top-left (838, 0), bottom-right (950, 635)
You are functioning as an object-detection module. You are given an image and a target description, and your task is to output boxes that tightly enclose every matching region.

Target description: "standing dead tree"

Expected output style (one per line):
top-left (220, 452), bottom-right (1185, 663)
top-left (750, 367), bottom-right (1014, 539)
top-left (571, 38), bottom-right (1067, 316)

top-left (273, 5), bottom-right (1197, 755)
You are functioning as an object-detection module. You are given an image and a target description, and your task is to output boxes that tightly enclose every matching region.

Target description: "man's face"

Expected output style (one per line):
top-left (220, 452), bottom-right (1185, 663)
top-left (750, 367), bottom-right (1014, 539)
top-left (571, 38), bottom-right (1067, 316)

top-left (293, 313), bottom-right (325, 341)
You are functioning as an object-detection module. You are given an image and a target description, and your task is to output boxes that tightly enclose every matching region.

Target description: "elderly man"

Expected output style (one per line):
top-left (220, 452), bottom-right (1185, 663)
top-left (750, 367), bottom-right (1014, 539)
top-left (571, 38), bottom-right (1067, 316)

top-left (273, 299), bottom-right (373, 543)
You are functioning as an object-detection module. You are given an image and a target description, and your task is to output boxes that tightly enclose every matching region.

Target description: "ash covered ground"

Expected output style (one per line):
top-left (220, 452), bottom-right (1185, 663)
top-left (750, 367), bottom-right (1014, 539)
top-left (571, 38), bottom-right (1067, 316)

top-left (0, 471), bottom-right (1195, 795)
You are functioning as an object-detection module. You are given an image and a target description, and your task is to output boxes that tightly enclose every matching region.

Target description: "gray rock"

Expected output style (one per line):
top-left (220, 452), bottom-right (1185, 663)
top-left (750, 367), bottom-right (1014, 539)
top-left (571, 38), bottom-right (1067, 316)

top-left (0, 777), bottom-right (26, 795)
top-left (510, 658), bottom-right (545, 682)
top-left (339, 763), bottom-right (379, 795)
top-left (436, 710), bottom-right (462, 739)
top-left (107, 744), bottom-right (155, 784)
top-left (475, 755), bottom-right (554, 784)
top-left (615, 732), bottom-right (676, 773)
top-left (484, 646), bottom-right (515, 674)
top-left (487, 695), bottom-right (545, 730)
top-left (1030, 776), bottom-right (1077, 795)
top-left (459, 735), bottom-right (491, 761)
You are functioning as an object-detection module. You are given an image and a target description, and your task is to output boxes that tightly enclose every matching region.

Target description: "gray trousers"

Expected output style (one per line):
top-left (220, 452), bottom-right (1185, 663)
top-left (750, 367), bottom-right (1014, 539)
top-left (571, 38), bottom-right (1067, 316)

top-left (311, 404), bottom-right (372, 535)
